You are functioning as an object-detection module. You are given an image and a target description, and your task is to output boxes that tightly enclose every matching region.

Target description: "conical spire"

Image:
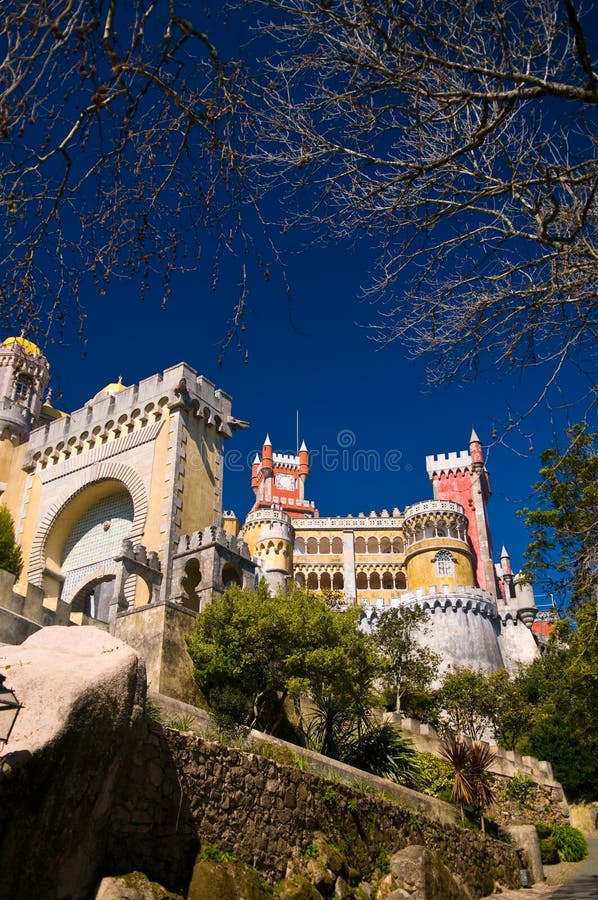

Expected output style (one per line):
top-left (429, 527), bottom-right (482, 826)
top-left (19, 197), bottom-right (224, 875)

top-left (263, 433), bottom-right (271, 446)
top-left (299, 439), bottom-right (308, 452)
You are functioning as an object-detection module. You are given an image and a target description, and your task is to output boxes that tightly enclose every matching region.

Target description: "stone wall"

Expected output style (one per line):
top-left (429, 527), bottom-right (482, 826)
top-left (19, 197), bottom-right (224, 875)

top-left (107, 722), bottom-right (520, 899)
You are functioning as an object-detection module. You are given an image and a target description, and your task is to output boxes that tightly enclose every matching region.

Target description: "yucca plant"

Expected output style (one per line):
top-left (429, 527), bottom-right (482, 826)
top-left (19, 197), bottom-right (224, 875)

top-left (440, 734), bottom-right (496, 831)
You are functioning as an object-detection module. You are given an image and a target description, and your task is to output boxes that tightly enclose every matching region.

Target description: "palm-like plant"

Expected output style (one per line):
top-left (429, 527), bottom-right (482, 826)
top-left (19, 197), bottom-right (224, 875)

top-left (440, 734), bottom-right (496, 831)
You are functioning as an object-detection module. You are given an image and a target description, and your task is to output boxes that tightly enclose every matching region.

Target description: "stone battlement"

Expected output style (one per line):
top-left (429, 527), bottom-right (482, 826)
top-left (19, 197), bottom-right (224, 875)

top-left (425, 450), bottom-right (471, 477)
top-left (23, 362), bottom-right (235, 469)
top-left (362, 586), bottom-right (498, 618)
top-left (272, 452), bottom-right (300, 467)
top-left (175, 525), bottom-right (251, 560)
top-left (403, 499), bottom-right (465, 519)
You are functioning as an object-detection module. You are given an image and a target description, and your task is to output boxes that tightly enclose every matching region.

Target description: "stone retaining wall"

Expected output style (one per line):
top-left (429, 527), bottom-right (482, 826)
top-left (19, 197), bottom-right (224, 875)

top-left (107, 721), bottom-right (520, 898)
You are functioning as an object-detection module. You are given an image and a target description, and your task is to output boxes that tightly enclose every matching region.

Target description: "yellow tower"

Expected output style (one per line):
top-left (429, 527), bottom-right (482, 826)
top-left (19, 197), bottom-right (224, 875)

top-left (243, 507), bottom-right (294, 594)
top-left (403, 500), bottom-right (475, 593)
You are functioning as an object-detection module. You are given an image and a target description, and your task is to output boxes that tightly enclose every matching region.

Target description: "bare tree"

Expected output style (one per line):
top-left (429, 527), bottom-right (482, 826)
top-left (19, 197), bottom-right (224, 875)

top-left (0, 1), bottom-right (251, 348)
top-left (253, 0), bottom-right (598, 395)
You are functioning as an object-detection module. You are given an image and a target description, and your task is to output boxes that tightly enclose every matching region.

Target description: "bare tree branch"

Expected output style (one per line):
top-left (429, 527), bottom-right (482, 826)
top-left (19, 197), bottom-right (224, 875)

top-left (251, 0), bottom-right (598, 389)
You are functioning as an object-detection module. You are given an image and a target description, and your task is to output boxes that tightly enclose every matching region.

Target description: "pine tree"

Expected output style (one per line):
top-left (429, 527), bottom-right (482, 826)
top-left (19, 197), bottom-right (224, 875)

top-left (0, 504), bottom-right (23, 578)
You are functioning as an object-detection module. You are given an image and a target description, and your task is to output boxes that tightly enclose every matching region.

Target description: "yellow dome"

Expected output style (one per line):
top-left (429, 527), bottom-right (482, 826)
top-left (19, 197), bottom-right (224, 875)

top-left (89, 376), bottom-right (128, 404)
top-left (41, 403), bottom-right (68, 420)
top-left (102, 382), bottom-right (126, 394)
top-left (3, 335), bottom-right (42, 356)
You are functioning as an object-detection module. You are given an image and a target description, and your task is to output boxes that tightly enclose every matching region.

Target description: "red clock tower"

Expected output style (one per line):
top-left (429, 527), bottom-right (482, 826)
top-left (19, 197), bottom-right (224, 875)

top-left (251, 435), bottom-right (318, 518)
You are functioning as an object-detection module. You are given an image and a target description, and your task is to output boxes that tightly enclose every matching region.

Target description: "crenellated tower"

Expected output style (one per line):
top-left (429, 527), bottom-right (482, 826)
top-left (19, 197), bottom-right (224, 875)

top-left (251, 435), bottom-right (317, 518)
top-left (425, 429), bottom-right (497, 597)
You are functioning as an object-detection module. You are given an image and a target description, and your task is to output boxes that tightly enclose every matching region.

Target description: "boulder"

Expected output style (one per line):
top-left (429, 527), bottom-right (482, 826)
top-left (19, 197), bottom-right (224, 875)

top-left (187, 857), bottom-right (273, 899)
top-left (94, 871), bottom-right (183, 899)
top-left (0, 626), bottom-right (146, 900)
top-left (380, 845), bottom-right (472, 899)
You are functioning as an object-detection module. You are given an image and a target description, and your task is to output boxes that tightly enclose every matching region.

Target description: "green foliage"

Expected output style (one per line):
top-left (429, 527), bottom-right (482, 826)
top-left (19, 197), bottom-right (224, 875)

top-left (440, 734), bottom-right (496, 828)
top-left (520, 424), bottom-right (597, 608)
top-left (144, 698), bottom-right (163, 723)
top-left (375, 849), bottom-right (391, 875)
top-left (0, 504), bottom-right (22, 578)
top-left (166, 714), bottom-right (195, 732)
top-left (187, 584), bottom-right (379, 742)
top-left (539, 836), bottom-right (559, 865)
top-left (373, 606), bottom-right (440, 715)
top-left (303, 842), bottom-right (319, 859)
top-left (198, 843), bottom-right (235, 864)
top-left (245, 741), bottom-right (302, 768)
top-left (416, 752), bottom-right (454, 801)
top-left (551, 825), bottom-right (588, 862)
top-left (339, 721), bottom-right (421, 788)
top-left (434, 668), bottom-right (498, 740)
top-left (434, 667), bottom-right (534, 748)
top-left (536, 824), bottom-right (587, 864)
top-left (513, 606), bottom-right (598, 800)
top-left (503, 772), bottom-right (535, 807)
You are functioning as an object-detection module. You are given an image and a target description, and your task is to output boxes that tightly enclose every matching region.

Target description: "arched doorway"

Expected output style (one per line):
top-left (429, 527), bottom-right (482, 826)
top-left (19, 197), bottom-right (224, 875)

top-left (42, 480), bottom-right (134, 611)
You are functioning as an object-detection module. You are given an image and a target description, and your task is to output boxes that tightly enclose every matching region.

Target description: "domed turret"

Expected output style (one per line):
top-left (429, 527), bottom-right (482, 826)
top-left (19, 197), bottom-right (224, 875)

top-left (0, 333), bottom-right (50, 440)
top-left (87, 375), bottom-right (128, 405)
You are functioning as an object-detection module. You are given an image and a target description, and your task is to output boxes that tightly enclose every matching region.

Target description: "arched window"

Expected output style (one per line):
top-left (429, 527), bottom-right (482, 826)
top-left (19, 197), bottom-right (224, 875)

top-left (307, 572), bottom-right (319, 590)
top-left (295, 537), bottom-right (305, 554)
top-left (320, 572), bottom-right (331, 590)
top-left (319, 537), bottom-right (330, 554)
top-left (434, 550), bottom-right (455, 578)
top-left (369, 571), bottom-right (381, 590)
top-left (392, 536), bottom-right (404, 553)
top-left (380, 536), bottom-right (391, 553)
top-left (333, 572), bottom-right (344, 590)
top-left (14, 374), bottom-right (32, 403)
top-left (331, 536), bottom-right (343, 554)
top-left (382, 571), bottom-right (394, 590)
top-left (395, 572), bottom-right (407, 590)
top-left (306, 537), bottom-right (318, 554)
top-left (355, 536), bottom-right (366, 554)
top-left (222, 564), bottom-right (241, 588)
top-left (295, 572), bottom-right (306, 588)
top-left (367, 536), bottom-right (379, 554)
top-left (356, 571), bottom-right (368, 590)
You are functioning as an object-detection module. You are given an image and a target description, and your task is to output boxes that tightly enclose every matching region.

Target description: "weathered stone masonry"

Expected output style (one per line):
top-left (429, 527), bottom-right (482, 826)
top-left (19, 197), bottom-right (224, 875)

top-left (107, 722), bottom-right (520, 898)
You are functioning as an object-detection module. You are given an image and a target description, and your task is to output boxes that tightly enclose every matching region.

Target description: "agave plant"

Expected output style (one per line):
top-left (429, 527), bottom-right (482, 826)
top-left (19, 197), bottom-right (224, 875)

top-left (440, 734), bottom-right (496, 830)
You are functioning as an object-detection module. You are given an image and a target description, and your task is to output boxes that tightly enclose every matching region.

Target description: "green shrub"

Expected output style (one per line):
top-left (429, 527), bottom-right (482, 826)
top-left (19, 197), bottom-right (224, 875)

top-left (551, 825), bottom-right (588, 862)
top-left (167, 714), bottom-right (195, 731)
top-left (416, 752), bottom-right (453, 802)
top-left (0, 504), bottom-right (23, 578)
top-left (540, 836), bottom-right (559, 865)
top-left (504, 772), bottom-right (535, 806)
top-left (198, 842), bottom-right (235, 863)
top-left (375, 849), bottom-right (391, 874)
top-left (245, 740), bottom-right (302, 767)
top-left (144, 698), bottom-right (163, 723)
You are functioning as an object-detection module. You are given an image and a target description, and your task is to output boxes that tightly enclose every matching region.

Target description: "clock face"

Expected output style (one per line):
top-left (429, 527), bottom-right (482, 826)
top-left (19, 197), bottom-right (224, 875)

top-left (275, 473), bottom-right (296, 491)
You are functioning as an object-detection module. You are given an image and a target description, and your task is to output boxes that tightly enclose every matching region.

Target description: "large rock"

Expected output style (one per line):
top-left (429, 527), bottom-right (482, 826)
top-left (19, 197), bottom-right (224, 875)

top-left (94, 871), bottom-right (183, 899)
top-left (0, 626), bottom-right (146, 900)
top-left (187, 857), bottom-right (273, 899)
top-left (378, 845), bottom-right (472, 899)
